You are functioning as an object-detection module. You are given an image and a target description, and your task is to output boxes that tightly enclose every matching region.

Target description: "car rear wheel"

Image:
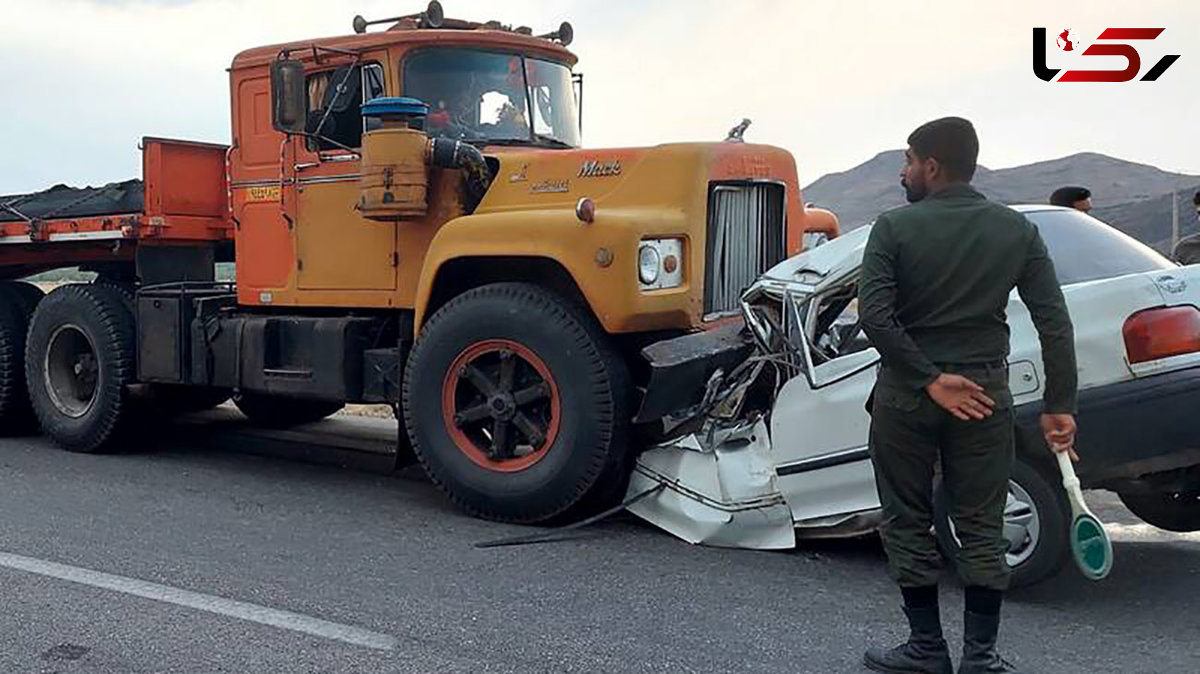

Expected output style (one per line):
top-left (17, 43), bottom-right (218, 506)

top-left (1118, 489), bottom-right (1200, 532)
top-left (934, 457), bottom-right (1070, 589)
top-left (403, 283), bottom-right (631, 524)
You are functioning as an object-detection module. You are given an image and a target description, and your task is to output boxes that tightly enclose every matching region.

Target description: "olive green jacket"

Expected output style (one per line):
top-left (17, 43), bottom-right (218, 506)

top-left (860, 184), bottom-right (1078, 414)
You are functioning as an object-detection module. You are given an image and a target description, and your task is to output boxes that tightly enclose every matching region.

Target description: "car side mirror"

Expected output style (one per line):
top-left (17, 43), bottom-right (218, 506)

top-left (270, 59), bottom-right (307, 134)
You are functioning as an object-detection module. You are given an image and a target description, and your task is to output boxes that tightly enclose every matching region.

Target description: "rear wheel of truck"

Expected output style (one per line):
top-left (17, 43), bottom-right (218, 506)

top-left (233, 392), bottom-right (344, 427)
top-left (403, 283), bottom-right (631, 524)
top-left (1, 280), bottom-right (45, 316)
top-left (0, 283), bottom-right (41, 434)
top-left (934, 457), bottom-right (1069, 589)
top-left (25, 284), bottom-right (136, 453)
top-left (1118, 489), bottom-right (1200, 532)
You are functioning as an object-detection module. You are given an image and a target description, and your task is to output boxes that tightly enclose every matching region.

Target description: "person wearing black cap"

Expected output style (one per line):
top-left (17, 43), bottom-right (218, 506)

top-left (1172, 190), bottom-right (1200, 265)
top-left (1049, 186), bottom-right (1092, 213)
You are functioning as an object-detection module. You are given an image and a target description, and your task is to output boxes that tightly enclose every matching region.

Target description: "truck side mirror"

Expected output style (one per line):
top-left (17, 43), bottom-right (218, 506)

top-left (270, 59), bottom-right (307, 134)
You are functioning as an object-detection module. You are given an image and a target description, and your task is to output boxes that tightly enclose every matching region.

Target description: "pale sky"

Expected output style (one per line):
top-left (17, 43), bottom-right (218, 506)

top-left (1, 0), bottom-right (1196, 195)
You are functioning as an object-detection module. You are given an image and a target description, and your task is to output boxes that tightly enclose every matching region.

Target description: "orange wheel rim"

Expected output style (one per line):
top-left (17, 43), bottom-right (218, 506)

top-left (441, 339), bottom-right (561, 473)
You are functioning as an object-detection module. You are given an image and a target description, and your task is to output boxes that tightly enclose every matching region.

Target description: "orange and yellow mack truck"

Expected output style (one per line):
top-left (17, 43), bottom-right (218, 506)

top-left (0, 2), bottom-right (837, 524)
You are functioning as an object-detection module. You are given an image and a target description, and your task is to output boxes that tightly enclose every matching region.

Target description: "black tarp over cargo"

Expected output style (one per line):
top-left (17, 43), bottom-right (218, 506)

top-left (0, 181), bottom-right (145, 223)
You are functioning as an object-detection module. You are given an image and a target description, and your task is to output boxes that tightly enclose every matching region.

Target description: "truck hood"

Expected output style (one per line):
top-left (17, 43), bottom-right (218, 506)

top-left (473, 141), bottom-right (833, 246)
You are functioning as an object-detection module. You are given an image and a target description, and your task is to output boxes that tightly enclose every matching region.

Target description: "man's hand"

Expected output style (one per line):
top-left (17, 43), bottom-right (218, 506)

top-left (925, 374), bottom-right (996, 421)
top-left (1040, 413), bottom-right (1079, 461)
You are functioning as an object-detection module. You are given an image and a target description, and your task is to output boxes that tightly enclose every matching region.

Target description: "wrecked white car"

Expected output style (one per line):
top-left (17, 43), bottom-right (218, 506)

top-left (629, 206), bottom-right (1200, 588)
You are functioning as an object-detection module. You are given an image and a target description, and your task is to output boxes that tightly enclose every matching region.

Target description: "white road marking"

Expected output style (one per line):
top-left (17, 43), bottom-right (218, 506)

top-left (0, 551), bottom-right (397, 651)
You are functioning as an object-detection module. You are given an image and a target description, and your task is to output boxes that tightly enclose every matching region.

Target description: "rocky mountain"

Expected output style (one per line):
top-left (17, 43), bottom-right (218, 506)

top-left (1093, 191), bottom-right (1200, 252)
top-left (803, 150), bottom-right (1200, 253)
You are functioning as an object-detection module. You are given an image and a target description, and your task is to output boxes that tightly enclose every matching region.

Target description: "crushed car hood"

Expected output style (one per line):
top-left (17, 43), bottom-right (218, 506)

top-left (759, 224), bottom-right (871, 291)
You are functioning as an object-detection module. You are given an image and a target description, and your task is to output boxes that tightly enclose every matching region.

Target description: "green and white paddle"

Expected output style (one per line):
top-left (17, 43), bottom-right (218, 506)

top-left (1056, 451), bottom-right (1113, 580)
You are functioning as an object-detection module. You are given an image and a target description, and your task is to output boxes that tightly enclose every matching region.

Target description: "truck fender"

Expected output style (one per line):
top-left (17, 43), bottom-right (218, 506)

top-left (413, 211), bottom-right (642, 334)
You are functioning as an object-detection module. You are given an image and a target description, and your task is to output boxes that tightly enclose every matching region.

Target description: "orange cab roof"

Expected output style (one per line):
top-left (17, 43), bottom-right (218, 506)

top-left (231, 28), bottom-right (578, 70)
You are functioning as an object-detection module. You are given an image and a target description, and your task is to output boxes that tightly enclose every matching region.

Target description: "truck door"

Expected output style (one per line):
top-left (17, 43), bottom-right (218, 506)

top-left (293, 61), bottom-right (397, 292)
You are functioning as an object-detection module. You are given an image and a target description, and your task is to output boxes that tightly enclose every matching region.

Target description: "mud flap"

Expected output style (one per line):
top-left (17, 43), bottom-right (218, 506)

top-left (625, 418), bottom-right (796, 550)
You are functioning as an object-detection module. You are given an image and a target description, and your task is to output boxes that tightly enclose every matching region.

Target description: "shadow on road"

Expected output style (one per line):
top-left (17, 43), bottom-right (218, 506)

top-left (1010, 539), bottom-right (1200, 607)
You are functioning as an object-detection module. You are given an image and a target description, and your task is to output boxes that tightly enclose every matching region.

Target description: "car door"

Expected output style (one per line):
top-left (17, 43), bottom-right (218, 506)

top-left (767, 279), bottom-right (883, 525)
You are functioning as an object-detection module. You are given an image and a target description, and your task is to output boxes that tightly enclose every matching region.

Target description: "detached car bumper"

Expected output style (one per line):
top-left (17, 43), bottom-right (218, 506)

top-left (1017, 367), bottom-right (1200, 486)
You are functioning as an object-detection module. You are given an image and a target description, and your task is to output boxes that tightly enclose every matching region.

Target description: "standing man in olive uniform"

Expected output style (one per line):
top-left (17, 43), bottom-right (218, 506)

top-left (1172, 190), bottom-right (1200, 265)
top-left (859, 118), bottom-right (1079, 674)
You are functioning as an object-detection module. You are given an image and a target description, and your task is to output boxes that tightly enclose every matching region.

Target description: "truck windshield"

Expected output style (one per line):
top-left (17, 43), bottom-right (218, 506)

top-left (403, 48), bottom-right (580, 148)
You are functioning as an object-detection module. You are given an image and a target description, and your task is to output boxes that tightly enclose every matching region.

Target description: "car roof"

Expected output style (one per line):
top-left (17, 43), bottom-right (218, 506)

top-left (1010, 204), bottom-right (1076, 214)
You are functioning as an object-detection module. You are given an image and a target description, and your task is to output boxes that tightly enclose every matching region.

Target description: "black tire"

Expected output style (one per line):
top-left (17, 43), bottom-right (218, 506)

top-left (1118, 490), bottom-right (1200, 532)
top-left (25, 284), bottom-right (137, 453)
top-left (233, 391), bottom-right (344, 427)
top-left (934, 457), bottom-right (1070, 589)
top-left (0, 286), bottom-right (37, 434)
top-left (92, 278), bottom-right (135, 315)
top-left (403, 282), bottom-right (631, 524)
top-left (1, 280), bottom-right (45, 316)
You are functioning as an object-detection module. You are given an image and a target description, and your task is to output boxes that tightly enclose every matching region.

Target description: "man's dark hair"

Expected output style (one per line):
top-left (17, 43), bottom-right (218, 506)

top-left (1193, 190), bottom-right (1200, 206)
top-left (906, 117), bottom-right (979, 181)
top-left (1050, 186), bottom-right (1092, 207)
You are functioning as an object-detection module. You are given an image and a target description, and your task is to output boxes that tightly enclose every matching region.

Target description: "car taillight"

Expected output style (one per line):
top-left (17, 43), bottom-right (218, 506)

top-left (1123, 306), bottom-right (1200, 364)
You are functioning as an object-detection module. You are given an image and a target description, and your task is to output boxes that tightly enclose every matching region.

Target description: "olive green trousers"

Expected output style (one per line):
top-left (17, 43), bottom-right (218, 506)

top-left (868, 364), bottom-right (1014, 591)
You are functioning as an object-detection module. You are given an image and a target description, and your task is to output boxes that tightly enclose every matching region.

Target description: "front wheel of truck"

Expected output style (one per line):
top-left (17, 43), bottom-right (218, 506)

top-left (404, 283), bottom-right (631, 524)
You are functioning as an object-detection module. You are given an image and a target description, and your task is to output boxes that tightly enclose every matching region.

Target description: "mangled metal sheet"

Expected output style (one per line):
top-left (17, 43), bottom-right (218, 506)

top-left (627, 226), bottom-right (880, 551)
top-left (759, 223), bottom-right (871, 289)
top-left (626, 418), bottom-right (796, 550)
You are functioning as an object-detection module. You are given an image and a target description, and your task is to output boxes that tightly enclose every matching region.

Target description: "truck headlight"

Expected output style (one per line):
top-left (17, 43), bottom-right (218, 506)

top-left (638, 245), bottom-right (661, 284)
top-left (638, 238), bottom-right (684, 290)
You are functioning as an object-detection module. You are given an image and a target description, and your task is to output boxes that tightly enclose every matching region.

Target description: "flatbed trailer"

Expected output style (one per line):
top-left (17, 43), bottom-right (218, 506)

top-left (0, 138), bottom-right (233, 279)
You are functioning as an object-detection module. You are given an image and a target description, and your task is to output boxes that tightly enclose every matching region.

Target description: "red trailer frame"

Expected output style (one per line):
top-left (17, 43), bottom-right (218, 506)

top-left (0, 138), bottom-right (232, 278)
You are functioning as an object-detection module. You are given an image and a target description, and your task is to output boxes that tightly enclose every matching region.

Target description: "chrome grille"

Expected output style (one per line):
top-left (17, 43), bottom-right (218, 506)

top-left (704, 182), bottom-right (786, 316)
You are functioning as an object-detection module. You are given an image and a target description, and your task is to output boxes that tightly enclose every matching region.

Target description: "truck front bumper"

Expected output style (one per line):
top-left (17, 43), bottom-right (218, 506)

top-left (633, 322), bottom-right (755, 424)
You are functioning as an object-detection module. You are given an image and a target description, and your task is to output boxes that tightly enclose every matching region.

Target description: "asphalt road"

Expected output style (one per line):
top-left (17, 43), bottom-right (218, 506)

top-left (0, 422), bottom-right (1197, 674)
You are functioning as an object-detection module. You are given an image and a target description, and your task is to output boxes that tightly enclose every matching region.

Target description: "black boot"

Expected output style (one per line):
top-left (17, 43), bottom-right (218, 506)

top-left (864, 606), bottom-right (954, 674)
top-left (958, 611), bottom-right (1021, 673)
